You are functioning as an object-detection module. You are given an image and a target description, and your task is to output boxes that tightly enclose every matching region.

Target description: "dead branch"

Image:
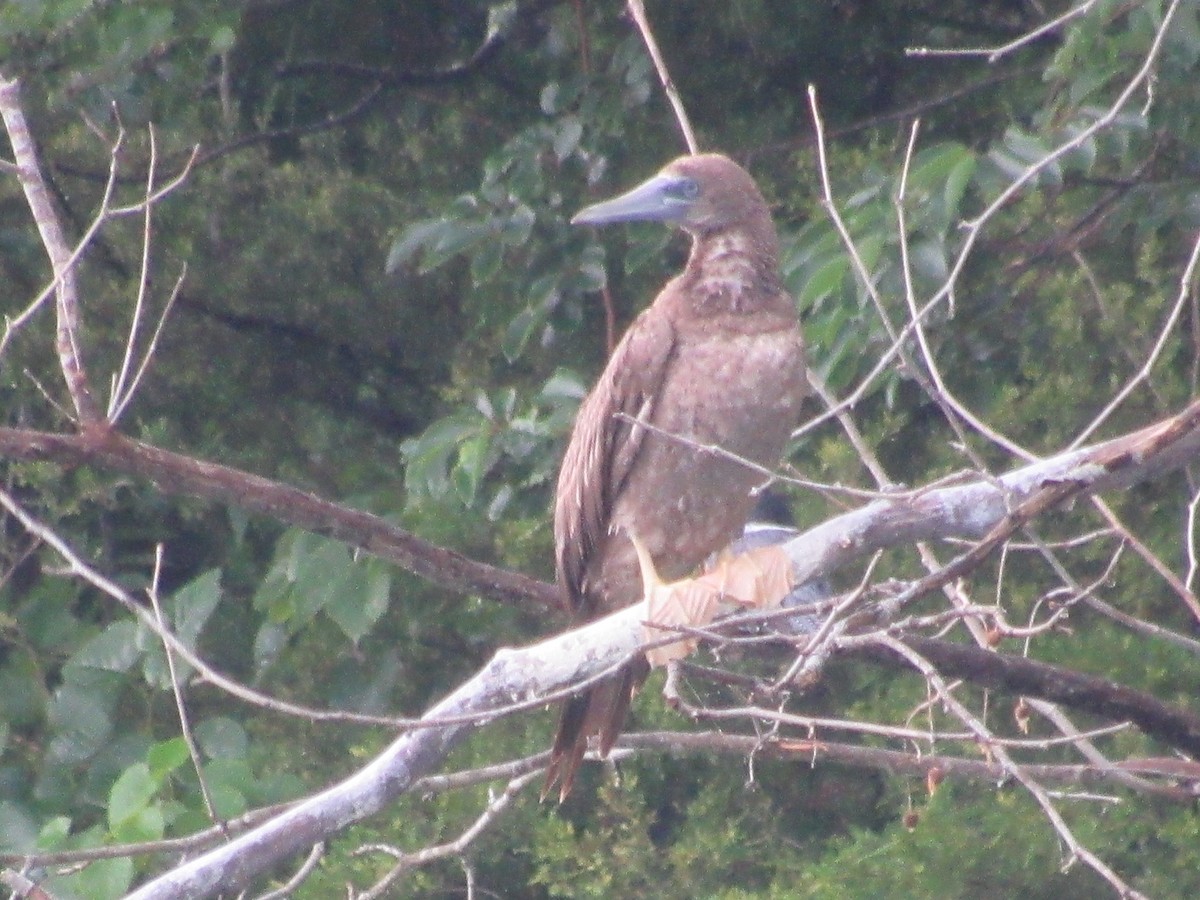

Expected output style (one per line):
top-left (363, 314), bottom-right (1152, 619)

top-left (852, 637), bottom-right (1200, 757)
top-left (116, 396), bottom-right (1200, 900)
top-left (0, 425), bottom-right (560, 612)
top-left (620, 731), bottom-right (1198, 800)
top-left (0, 76), bottom-right (100, 423)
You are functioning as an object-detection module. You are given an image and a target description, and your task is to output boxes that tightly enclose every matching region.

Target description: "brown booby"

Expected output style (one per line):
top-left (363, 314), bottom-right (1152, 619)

top-left (546, 153), bottom-right (809, 799)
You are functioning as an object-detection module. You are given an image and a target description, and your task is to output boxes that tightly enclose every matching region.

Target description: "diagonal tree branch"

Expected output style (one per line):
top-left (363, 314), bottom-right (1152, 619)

top-left (0, 425), bottom-right (561, 612)
top-left (116, 395), bottom-right (1200, 899)
top-left (0, 75), bottom-right (101, 424)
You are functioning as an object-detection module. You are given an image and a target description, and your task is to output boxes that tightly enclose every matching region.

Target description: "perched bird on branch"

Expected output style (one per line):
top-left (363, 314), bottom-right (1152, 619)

top-left (545, 153), bottom-right (809, 799)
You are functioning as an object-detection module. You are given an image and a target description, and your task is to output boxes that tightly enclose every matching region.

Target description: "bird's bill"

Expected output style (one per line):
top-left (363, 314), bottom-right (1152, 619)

top-left (571, 173), bottom-right (693, 226)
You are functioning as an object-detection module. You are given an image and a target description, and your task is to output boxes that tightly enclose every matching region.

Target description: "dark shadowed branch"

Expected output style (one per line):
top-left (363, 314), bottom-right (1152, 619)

top-left (114, 395), bottom-right (1200, 900)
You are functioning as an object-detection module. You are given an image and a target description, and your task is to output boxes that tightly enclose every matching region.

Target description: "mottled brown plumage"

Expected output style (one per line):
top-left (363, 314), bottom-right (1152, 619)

top-left (545, 154), bottom-right (809, 798)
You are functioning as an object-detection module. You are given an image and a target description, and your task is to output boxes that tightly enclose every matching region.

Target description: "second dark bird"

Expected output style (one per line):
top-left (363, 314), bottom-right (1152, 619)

top-left (546, 153), bottom-right (809, 798)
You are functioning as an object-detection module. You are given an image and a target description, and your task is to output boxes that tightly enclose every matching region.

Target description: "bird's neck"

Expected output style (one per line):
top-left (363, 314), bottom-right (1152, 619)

top-left (683, 226), bottom-right (782, 316)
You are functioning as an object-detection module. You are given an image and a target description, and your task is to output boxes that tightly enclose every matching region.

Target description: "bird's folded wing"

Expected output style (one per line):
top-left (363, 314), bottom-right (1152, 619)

top-left (553, 309), bottom-right (677, 617)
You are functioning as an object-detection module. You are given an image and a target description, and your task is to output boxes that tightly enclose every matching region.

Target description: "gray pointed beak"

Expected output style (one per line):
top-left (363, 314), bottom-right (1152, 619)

top-left (571, 173), bottom-right (693, 226)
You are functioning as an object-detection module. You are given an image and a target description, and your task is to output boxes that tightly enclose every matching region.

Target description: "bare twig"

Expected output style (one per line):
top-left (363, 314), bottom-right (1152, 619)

top-left (0, 868), bottom-right (56, 900)
top-left (1071, 229), bottom-right (1200, 448)
top-left (1091, 497), bottom-right (1200, 623)
top-left (867, 635), bottom-right (1146, 899)
top-left (906, 0), bottom-right (1102, 62)
top-left (801, 86), bottom-right (1032, 459)
top-left (621, 731), bottom-right (1197, 800)
top-left (626, 0), bottom-right (699, 154)
top-left (803, 0), bottom-right (1185, 477)
top-left (0, 486), bottom-right (407, 727)
top-left (148, 545), bottom-right (221, 824)
top-left (253, 842), bottom-right (324, 900)
top-left (353, 771), bottom-right (540, 899)
top-left (108, 124), bottom-right (161, 419)
top-left (108, 263), bottom-right (186, 425)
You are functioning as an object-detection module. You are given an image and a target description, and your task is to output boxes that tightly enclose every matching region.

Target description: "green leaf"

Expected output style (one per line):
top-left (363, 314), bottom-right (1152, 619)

top-left (470, 237), bottom-right (505, 284)
top-left (623, 228), bottom-right (671, 274)
top-left (989, 127), bottom-right (1062, 185)
top-left (37, 816), bottom-right (72, 851)
top-left (108, 762), bottom-right (156, 829)
top-left (194, 717), bottom-right (248, 760)
top-left (205, 780), bottom-right (248, 819)
top-left (420, 220), bottom-right (492, 272)
top-left (252, 621), bottom-right (288, 676)
top-left (487, 484), bottom-right (514, 520)
top-left (59, 856), bottom-right (133, 900)
top-left (64, 621), bottom-right (140, 675)
top-left (385, 218), bottom-right (447, 273)
top-left (143, 569), bottom-right (223, 688)
top-left (943, 153), bottom-right (977, 218)
top-left (0, 801), bottom-right (37, 853)
top-left (909, 239), bottom-right (949, 282)
top-left (147, 737), bottom-right (191, 779)
top-left (539, 369), bottom-right (587, 403)
top-left (853, 232), bottom-right (886, 279)
top-left (112, 804), bottom-right (165, 844)
top-left (503, 302), bottom-right (546, 362)
top-left (798, 254), bottom-right (850, 310)
top-left (169, 569), bottom-right (222, 646)
top-left (47, 682), bottom-right (115, 764)
top-left (202, 758), bottom-right (256, 817)
top-left (288, 536), bottom-right (352, 623)
top-left (323, 560), bottom-right (391, 644)
top-left (209, 24), bottom-right (236, 53)
top-left (402, 411), bottom-right (485, 499)
top-left (553, 116), bottom-right (583, 161)
top-left (500, 202), bottom-right (536, 246)
top-left (452, 431), bottom-right (492, 504)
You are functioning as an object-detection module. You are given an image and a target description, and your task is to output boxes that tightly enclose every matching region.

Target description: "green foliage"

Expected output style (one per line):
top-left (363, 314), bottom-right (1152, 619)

top-left (401, 370), bottom-right (584, 515)
top-left (4, 0), bottom-right (1200, 896)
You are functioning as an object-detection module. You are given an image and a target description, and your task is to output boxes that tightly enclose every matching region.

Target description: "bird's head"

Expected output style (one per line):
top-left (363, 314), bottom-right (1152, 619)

top-left (572, 153), bottom-right (770, 237)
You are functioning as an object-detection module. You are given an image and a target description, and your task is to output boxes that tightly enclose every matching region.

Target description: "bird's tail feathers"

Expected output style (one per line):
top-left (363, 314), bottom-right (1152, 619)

top-left (542, 659), bottom-right (649, 802)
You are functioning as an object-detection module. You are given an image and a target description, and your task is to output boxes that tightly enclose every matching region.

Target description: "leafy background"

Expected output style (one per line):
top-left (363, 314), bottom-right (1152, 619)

top-left (2, 0), bottom-right (1200, 896)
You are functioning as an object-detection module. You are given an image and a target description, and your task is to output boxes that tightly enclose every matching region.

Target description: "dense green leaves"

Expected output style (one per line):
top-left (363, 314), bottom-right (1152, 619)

top-left (401, 370), bottom-right (584, 515)
top-left (4, 0), bottom-right (1200, 896)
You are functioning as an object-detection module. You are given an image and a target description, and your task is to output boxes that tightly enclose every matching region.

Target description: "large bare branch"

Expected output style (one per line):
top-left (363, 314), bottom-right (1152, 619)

top-left (0, 426), bottom-right (560, 612)
top-left (4, 391), bottom-right (1197, 625)
top-left (0, 76), bottom-right (100, 423)
top-left (784, 397), bottom-right (1200, 586)
top-left (861, 637), bottom-right (1200, 756)
top-left (114, 395), bottom-right (1200, 899)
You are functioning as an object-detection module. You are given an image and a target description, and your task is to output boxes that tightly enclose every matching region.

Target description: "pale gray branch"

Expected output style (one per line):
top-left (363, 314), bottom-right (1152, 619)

top-left (124, 396), bottom-right (1200, 900)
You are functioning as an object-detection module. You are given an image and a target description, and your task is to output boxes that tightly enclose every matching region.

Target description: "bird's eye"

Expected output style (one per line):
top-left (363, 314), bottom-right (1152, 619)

top-left (677, 177), bottom-right (700, 199)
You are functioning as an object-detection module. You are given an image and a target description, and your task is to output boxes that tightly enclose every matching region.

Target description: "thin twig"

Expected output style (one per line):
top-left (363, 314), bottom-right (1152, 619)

top-left (1091, 496), bottom-right (1200, 623)
top-left (353, 771), bottom-right (540, 899)
top-left (253, 842), bottom-right (325, 900)
top-left (906, 0), bottom-right (1102, 62)
top-left (109, 263), bottom-right (186, 424)
top-left (1071, 229), bottom-right (1200, 448)
top-left (623, 730), bottom-right (1195, 799)
top-left (0, 485), bottom-right (659, 732)
top-left (109, 124), bottom-right (160, 419)
top-left (148, 544), bottom-right (221, 824)
top-left (626, 0), bottom-right (698, 154)
top-left (867, 635), bottom-right (1146, 900)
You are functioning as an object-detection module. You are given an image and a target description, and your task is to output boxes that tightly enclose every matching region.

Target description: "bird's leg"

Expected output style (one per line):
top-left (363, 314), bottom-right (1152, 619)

top-left (629, 530), bottom-right (794, 668)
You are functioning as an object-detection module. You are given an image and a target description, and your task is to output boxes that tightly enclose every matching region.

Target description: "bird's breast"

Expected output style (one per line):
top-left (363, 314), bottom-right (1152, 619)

top-left (590, 323), bottom-right (807, 609)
